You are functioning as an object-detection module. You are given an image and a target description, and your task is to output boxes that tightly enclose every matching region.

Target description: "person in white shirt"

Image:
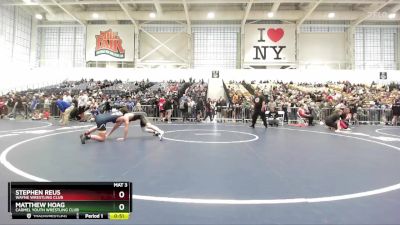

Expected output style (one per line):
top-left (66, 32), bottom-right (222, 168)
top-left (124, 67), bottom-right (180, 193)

top-left (63, 92), bottom-right (73, 105)
top-left (188, 98), bottom-right (195, 118)
top-left (211, 99), bottom-right (217, 122)
top-left (78, 91), bottom-right (88, 122)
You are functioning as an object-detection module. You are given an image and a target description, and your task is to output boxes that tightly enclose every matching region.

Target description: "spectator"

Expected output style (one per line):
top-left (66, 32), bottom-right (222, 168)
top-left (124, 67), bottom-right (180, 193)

top-left (165, 96), bottom-right (174, 124)
top-left (70, 95), bottom-right (79, 120)
top-left (6, 95), bottom-right (16, 120)
top-left (102, 96), bottom-right (112, 113)
top-left (77, 91), bottom-right (88, 122)
top-left (29, 94), bottom-right (40, 115)
top-left (63, 92), bottom-right (73, 105)
top-left (89, 99), bottom-right (100, 120)
top-left (0, 96), bottom-right (7, 119)
top-left (268, 97), bottom-right (277, 112)
top-left (298, 104), bottom-right (314, 126)
top-left (9, 95), bottom-right (25, 120)
top-left (215, 97), bottom-right (225, 123)
top-left (188, 98), bottom-right (195, 119)
top-left (204, 98), bottom-right (213, 122)
top-left (158, 96), bottom-right (166, 122)
top-left (43, 95), bottom-right (51, 119)
top-left (180, 94), bottom-right (189, 123)
top-left (232, 91), bottom-right (239, 105)
top-left (134, 98), bottom-right (142, 112)
top-left (196, 98), bottom-right (204, 122)
top-left (349, 100), bottom-right (360, 125)
top-left (4, 79), bottom-right (400, 125)
top-left (126, 96), bottom-right (134, 112)
top-left (281, 98), bottom-right (289, 123)
top-left (31, 109), bottom-right (42, 120)
top-left (56, 98), bottom-right (74, 125)
top-left (211, 99), bottom-right (217, 122)
top-left (392, 95), bottom-right (400, 126)
top-left (183, 99), bottom-right (189, 123)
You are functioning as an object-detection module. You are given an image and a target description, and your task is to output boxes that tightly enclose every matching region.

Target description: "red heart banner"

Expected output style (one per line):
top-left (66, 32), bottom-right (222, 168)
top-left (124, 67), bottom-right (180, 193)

top-left (267, 28), bottom-right (284, 42)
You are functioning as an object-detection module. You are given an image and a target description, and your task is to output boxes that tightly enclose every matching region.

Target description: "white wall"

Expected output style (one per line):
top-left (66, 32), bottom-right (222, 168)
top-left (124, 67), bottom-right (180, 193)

top-left (1, 67), bottom-right (399, 94)
top-left (207, 78), bottom-right (227, 100)
top-left (298, 33), bottom-right (346, 64)
top-left (139, 32), bottom-right (188, 62)
top-left (0, 6), bottom-right (32, 68)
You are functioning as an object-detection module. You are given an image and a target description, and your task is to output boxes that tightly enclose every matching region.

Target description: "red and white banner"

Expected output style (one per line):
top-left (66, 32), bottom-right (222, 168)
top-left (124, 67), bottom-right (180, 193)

top-left (244, 24), bottom-right (296, 64)
top-left (86, 25), bottom-right (134, 62)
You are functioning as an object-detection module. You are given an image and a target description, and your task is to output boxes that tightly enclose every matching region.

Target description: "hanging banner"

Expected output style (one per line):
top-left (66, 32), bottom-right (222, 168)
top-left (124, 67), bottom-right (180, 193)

top-left (86, 25), bottom-right (134, 62)
top-left (244, 24), bottom-right (296, 64)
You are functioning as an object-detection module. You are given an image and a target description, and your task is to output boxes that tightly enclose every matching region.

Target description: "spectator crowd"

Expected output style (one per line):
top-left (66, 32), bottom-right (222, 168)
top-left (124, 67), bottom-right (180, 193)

top-left (1, 78), bottom-right (399, 126)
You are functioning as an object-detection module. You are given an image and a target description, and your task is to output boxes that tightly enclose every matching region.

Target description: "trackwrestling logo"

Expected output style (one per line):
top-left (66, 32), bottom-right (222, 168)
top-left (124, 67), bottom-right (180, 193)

top-left (95, 29), bottom-right (125, 59)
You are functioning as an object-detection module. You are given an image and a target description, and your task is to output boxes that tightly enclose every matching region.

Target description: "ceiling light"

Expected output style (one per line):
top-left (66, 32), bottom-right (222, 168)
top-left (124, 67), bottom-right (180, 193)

top-left (328, 12), bottom-right (335, 18)
top-left (92, 13), bottom-right (99, 19)
top-left (267, 12), bottom-right (274, 18)
top-left (35, 14), bottom-right (43, 20)
top-left (207, 12), bottom-right (215, 19)
top-left (23, 0), bottom-right (31, 4)
top-left (388, 13), bottom-right (396, 19)
top-left (149, 12), bottom-right (156, 18)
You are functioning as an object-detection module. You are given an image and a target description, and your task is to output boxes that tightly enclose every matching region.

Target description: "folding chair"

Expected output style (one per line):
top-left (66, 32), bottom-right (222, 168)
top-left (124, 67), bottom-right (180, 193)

top-left (265, 111), bottom-right (279, 126)
top-left (277, 111), bottom-right (285, 126)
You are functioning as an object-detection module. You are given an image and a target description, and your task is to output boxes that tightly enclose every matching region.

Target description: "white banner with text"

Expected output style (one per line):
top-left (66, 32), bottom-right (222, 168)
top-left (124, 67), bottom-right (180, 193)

top-left (244, 24), bottom-right (296, 64)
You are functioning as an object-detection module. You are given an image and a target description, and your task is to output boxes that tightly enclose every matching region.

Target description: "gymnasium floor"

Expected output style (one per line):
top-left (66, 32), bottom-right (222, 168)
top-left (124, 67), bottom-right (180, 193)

top-left (1, 119), bottom-right (400, 224)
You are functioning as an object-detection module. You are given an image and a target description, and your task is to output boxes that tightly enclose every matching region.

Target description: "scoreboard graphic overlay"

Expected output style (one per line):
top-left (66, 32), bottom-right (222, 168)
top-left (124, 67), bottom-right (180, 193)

top-left (8, 182), bottom-right (132, 220)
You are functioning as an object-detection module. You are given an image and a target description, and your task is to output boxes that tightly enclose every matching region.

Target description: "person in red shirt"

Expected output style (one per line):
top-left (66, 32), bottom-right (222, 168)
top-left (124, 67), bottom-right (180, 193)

top-left (298, 104), bottom-right (314, 126)
top-left (158, 96), bottom-right (166, 122)
top-left (327, 95), bottom-right (334, 103)
top-left (42, 110), bottom-right (50, 120)
top-left (0, 97), bottom-right (7, 119)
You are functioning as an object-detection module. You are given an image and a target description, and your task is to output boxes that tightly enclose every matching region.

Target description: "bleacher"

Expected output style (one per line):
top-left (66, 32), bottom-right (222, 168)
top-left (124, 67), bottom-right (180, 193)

top-left (225, 81), bottom-right (252, 103)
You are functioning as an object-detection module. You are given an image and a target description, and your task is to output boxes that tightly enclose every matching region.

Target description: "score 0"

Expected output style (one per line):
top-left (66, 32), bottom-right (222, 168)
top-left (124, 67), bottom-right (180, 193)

top-left (113, 182), bottom-right (129, 212)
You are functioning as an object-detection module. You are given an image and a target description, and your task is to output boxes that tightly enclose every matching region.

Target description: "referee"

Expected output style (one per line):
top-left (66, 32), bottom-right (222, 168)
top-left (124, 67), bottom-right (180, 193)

top-left (250, 90), bottom-right (268, 128)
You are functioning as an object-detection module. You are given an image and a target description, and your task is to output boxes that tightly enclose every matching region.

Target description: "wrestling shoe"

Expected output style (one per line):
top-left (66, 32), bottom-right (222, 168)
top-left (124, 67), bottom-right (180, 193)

top-left (159, 131), bottom-right (165, 141)
top-left (80, 134), bottom-right (86, 144)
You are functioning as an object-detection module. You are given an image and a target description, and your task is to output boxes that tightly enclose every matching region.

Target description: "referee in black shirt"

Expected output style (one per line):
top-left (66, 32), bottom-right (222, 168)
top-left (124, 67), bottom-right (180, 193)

top-left (250, 91), bottom-right (268, 128)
